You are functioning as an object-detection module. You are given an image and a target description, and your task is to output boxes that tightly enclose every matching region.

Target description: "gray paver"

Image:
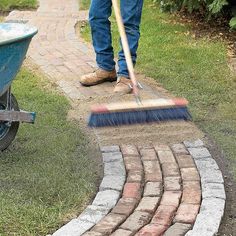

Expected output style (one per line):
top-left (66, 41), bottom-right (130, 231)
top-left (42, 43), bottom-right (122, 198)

top-left (188, 147), bottom-right (211, 159)
top-left (99, 175), bottom-right (125, 191)
top-left (102, 152), bottom-right (123, 163)
top-left (184, 139), bottom-right (204, 148)
top-left (92, 190), bottom-right (120, 209)
top-left (78, 205), bottom-right (110, 224)
top-left (52, 219), bottom-right (94, 236)
top-left (202, 183), bottom-right (226, 199)
top-left (100, 146), bottom-right (120, 153)
top-left (104, 160), bottom-right (126, 177)
top-left (164, 223), bottom-right (192, 236)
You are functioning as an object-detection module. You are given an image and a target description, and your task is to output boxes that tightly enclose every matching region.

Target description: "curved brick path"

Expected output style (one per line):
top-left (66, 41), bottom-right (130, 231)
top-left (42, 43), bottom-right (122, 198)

top-left (6, 1), bottom-right (226, 236)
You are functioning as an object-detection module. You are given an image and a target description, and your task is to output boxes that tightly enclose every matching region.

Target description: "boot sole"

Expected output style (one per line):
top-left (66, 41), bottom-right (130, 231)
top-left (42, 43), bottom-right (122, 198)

top-left (80, 77), bottom-right (117, 87)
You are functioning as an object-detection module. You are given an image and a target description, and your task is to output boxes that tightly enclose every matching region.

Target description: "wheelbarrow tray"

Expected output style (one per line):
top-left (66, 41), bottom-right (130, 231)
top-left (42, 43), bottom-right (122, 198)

top-left (0, 23), bottom-right (38, 96)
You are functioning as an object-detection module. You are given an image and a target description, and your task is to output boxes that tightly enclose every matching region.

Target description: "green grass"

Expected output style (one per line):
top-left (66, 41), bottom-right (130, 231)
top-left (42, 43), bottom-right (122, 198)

top-left (0, 68), bottom-right (100, 236)
top-left (0, 0), bottom-right (37, 11)
top-left (81, 0), bottom-right (236, 177)
top-left (79, 0), bottom-right (90, 10)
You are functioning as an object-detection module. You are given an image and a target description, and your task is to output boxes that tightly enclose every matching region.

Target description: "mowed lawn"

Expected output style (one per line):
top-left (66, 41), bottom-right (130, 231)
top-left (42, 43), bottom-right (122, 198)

top-left (81, 0), bottom-right (236, 178)
top-left (0, 68), bottom-right (101, 236)
top-left (0, 0), bottom-right (37, 11)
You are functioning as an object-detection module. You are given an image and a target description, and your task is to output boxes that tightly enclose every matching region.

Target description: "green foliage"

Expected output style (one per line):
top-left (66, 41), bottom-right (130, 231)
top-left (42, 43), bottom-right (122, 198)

top-left (157, 0), bottom-right (236, 29)
top-left (229, 16), bottom-right (236, 29)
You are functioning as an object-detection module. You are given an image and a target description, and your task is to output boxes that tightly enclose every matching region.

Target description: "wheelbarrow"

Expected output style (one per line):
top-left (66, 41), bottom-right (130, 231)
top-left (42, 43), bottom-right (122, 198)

top-left (0, 23), bottom-right (38, 150)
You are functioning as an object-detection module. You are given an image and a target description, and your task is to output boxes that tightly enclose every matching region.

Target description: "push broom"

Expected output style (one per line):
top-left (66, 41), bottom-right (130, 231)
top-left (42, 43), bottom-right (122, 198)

top-left (88, 0), bottom-right (192, 127)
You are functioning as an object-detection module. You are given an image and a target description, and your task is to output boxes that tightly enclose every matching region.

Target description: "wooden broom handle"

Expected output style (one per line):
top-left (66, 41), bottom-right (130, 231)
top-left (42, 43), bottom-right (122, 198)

top-left (112, 0), bottom-right (139, 98)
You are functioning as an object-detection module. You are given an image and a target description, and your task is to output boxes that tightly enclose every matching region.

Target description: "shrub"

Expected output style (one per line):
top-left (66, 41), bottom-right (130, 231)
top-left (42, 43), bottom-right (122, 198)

top-left (157, 0), bottom-right (236, 29)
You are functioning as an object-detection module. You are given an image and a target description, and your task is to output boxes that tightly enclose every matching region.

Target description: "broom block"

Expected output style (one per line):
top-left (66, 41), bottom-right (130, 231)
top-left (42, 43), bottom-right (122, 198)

top-left (91, 98), bottom-right (188, 113)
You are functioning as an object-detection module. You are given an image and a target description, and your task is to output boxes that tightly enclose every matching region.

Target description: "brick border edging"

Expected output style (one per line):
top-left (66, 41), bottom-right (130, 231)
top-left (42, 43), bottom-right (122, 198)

top-left (183, 140), bottom-right (226, 236)
top-left (52, 146), bottom-right (126, 236)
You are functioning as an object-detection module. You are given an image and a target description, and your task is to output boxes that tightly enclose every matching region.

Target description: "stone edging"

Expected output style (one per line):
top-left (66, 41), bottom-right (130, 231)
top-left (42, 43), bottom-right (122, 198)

top-left (50, 139), bottom-right (225, 236)
top-left (185, 140), bottom-right (226, 236)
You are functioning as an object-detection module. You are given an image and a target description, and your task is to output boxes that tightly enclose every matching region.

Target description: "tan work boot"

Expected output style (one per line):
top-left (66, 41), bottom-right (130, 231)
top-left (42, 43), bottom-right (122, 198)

top-left (114, 77), bottom-right (132, 94)
top-left (79, 68), bottom-right (117, 86)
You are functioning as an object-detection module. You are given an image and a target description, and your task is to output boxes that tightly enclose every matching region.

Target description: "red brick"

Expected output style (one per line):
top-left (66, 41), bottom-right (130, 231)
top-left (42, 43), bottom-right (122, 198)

top-left (160, 191), bottom-right (182, 207)
top-left (123, 183), bottom-right (141, 199)
top-left (92, 213), bottom-right (126, 234)
top-left (152, 205), bottom-right (176, 226)
top-left (157, 150), bottom-right (176, 164)
top-left (182, 181), bottom-right (201, 204)
top-left (140, 148), bottom-right (157, 161)
top-left (164, 177), bottom-right (181, 191)
top-left (162, 163), bottom-right (180, 177)
top-left (174, 204), bottom-right (200, 224)
top-left (181, 168), bottom-right (200, 181)
top-left (176, 155), bottom-right (195, 168)
top-left (112, 198), bottom-right (137, 216)
top-left (137, 224), bottom-right (167, 236)
top-left (171, 143), bottom-right (189, 155)
top-left (121, 144), bottom-right (139, 156)
top-left (143, 160), bottom-right (162, 182)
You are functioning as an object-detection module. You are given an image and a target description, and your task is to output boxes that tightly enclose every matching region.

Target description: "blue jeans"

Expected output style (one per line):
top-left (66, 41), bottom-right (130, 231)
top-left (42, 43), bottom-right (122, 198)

top-left (89, 0), bottom-right (143, 78)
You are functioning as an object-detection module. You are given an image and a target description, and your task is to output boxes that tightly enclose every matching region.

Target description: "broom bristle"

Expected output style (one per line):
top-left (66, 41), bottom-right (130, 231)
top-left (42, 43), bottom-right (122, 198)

top-left (88, 106), bottom-right (192, 127)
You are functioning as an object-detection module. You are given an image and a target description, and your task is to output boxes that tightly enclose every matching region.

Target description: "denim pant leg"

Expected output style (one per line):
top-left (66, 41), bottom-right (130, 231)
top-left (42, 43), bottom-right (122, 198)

top-left (118, 0), bottom-right (144, 78)
top-left (89, 0), bottom-right (115, 71)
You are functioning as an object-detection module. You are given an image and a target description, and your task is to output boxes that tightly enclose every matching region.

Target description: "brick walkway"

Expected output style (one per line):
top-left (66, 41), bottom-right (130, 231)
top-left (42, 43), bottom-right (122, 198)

top-left (6, 1), bottom-right (226, 235)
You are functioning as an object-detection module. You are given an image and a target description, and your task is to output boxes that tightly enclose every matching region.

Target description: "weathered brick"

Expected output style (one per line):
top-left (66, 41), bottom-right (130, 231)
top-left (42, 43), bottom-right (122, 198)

top-left (143, 160), bottom-right (162, 182)
top-left (112, 198), bottom-right (137, 216)
top-left (136, 197), bottom-right (160, 213)
top-left (92, 213), bottom-right (126, 235)
top-left (123, 156), bottom-right (142, 171)
top-left (140, 148), bottom-right (157, 161)
top-left (164, 223), bottom-right (192, 236)
top-left (111, 229), bottom-right (132, 236)
top-left (152, 205), bottom-right (176, 226)
top-left (174, 204), bottom-right (200, 224)
top-left (171, 143), bottom-right (189, 155)
top-left (121, 211), bottom-right (151, 232)
top-left (127, 170), bottom-right (143, 183)
top-left (182, 181), bottom-right (201, 204)
top-left (121, 144), bottom-right (139, 156)
top-left (162, 163), bottom-right (180, 177)
top-left (160, 191), bottom-right (182, 207)
top-left (123, 183), bottom-right (141, 199)
top-left (157, 150), bottom-right (176, 164)
top-left (104, 161), bottom-right (126, 177)
top-left (176, 155), bottom-right (195, 168)
top-left (154, 144), bottom-right (171, 152)
top-left (202, 182), bottom-right (225, 200)
top-left (137, 224), bottom-right (167, 236)
top-left (164, 177), bottom-right (181, 191)
top-left (144, 182), bottom-right (162, 197)
top-left (83, 231), bottom-right (103, 236)
top-left (181, 168), bottom-right (200, 181)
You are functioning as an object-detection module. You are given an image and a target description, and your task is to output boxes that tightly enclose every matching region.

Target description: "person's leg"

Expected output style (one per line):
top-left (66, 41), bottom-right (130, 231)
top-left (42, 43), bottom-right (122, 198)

top-left (118, 0), bottom-right (144, 78)
top-left (89, 0), bottom-right (115, 71)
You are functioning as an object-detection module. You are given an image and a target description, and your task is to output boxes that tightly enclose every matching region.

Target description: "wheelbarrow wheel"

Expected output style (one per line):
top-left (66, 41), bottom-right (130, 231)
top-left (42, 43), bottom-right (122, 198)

top-left (0, 94), bottom-right (20, 151)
